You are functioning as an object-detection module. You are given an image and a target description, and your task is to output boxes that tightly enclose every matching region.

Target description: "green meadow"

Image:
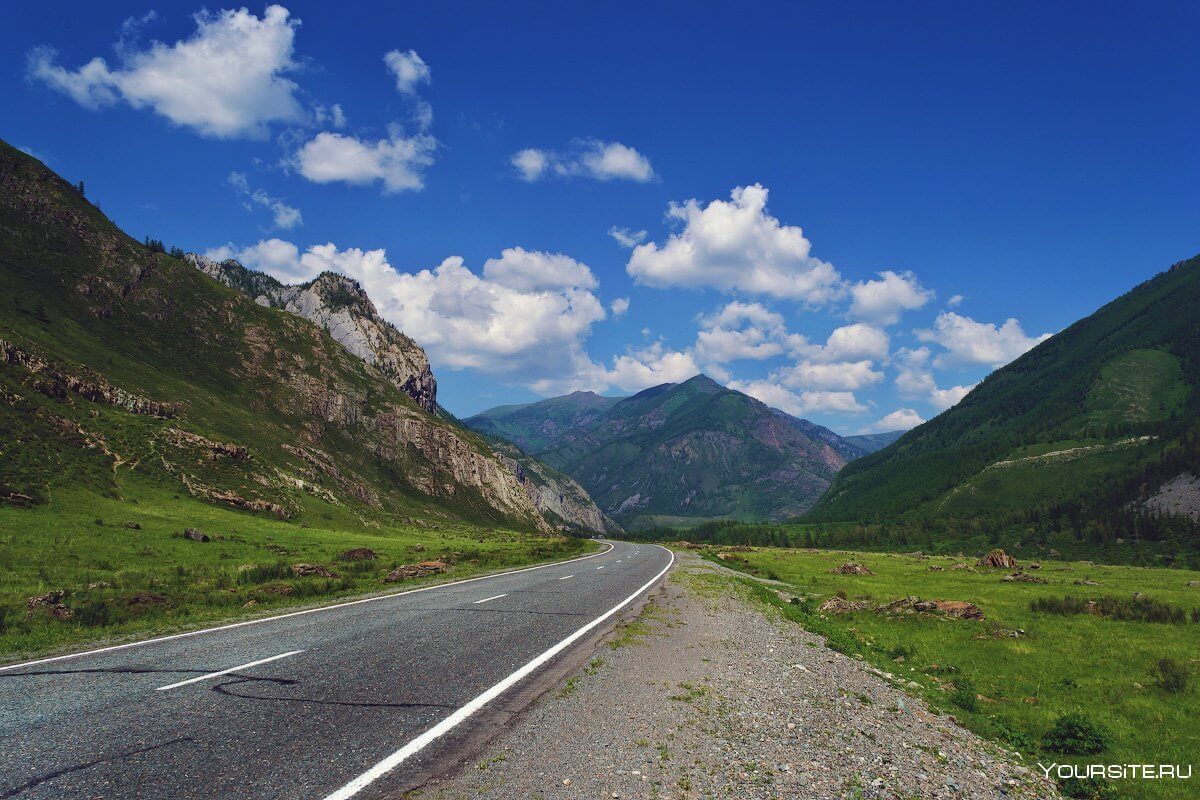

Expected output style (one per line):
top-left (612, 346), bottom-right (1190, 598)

top-left (0, 480), bottom-right (591, 661)
top-left (709, 546), bottom-right (1200, 800)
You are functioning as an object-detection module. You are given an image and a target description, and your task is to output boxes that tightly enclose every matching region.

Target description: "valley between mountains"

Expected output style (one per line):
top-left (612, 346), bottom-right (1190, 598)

top-left (3, 139), bottom-right (1200, 800)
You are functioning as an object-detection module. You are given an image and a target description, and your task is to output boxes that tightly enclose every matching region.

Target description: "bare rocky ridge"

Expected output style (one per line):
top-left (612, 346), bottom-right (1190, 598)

top-left (1140, 472), bottom-right (1200, 520)
top-left (427, 553), bottom-right (1057, 800)
top-left (186, 252), bottom-right (614, 535)
top-left (188, 254), bottom-right (437, 412)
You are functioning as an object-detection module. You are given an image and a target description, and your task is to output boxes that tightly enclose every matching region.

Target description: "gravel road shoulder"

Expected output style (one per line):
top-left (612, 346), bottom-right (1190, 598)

top-left (415, 551), bottom-right (1058, 800)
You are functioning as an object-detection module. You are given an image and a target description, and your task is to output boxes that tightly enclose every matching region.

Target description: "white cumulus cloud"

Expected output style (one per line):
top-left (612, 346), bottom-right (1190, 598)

top-left (511, 140), bottom-right (655, 183)
top-left (28, 5), bottom-right (304, 139)
top-left (893, 346), bottom-right (975, 411)
top-left (858, 408), bottom-right (924, 434)
top-left (481, 247), bottom-right (598, 292)
top-left (918, 312), bottom-right (1052, 368)
top-left (626, 184), bottom-right (843, 303)
top-left (292, 126), bottom-right (437, 193)
top-left (383, 49), bottom-right (430, 94)
top-left (608, 226), bottom-right (648, 248)
top-left (850, 270), bottom-right (932, 325)
top-left (728, 380), bottom-right (868, 418)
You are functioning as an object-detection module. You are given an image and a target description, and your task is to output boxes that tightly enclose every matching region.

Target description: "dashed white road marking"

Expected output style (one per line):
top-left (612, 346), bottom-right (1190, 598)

top-left (596, 566), bottom-right (605, 570)
top-left (559, 574), bottom-right (575, 580)
top-left (155, 650), bottom-right (303, 691)
top-left (473, 594), bottom-right (507, 605)
top-left (320, 545), bottom-right (675, 800)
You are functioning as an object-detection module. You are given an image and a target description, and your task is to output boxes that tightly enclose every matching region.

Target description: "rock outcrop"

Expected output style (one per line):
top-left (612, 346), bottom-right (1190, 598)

top-left (188, 255), bottom-right (437, 412)
top-left (491, 439), bottom-right (620, 535)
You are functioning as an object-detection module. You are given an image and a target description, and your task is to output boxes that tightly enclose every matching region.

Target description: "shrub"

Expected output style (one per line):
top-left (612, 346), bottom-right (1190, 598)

top-left (1030, 594), bottom-right (1186, 624)
top-left (1041, 713), bottom-right (1109, 755)
top-left (1057, 776), bottom-right (1118, 800)
top-left (73, 598), bottom-right (115, 628)
top-left (951, 677), bottom-right (979, 713)
top-left (1153, 657), bottom-right (1190, 693)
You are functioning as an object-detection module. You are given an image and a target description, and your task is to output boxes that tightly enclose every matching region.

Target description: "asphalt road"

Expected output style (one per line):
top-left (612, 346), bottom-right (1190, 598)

top-left (0, 539), bottom-right (672, 800)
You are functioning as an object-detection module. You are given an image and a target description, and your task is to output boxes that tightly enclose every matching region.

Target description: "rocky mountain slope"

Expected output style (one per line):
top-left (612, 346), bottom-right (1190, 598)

top-left (843, 430), bottom-right (905, 454)
top-left (0, 139), bottom-right (605, 535)
top-left (468, 375), bottom-right (867, 527)
top-left (811, 254), bottom-right (1200, 550)
top-left (186, 252), bottom-right (613, 535)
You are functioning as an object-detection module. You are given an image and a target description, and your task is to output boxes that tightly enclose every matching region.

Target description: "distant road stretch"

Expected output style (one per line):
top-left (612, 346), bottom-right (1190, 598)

top-left (0, 540), bottom-right (673, 799)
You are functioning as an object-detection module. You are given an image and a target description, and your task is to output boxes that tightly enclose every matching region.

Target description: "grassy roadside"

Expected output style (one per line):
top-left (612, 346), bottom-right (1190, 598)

top-left (0, 482), bottom-right (594, 662)
top-left (699, 546), bottom-right (1199, 800)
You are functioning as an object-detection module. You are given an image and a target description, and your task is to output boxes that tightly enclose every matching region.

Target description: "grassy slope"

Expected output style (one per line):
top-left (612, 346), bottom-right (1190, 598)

top-left (715, 546), bottom-right (1199, 800)
top-left (814, 257), bottom-right (1200, 521)
top-left (0, 141), bottom-right (589, 659)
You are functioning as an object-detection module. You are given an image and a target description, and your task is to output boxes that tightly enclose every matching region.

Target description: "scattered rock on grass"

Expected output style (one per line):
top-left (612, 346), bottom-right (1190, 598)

top-left (122, 521), bottom-right (141, 530)
top-left (1001, 572), bottom-right (1048, 584)
top-left (291, 563), bottom-right (336, 578)
top-left (87, 581), bottom-right (112, 590)
top-left (127, 592), bottom-right (167, 607)
top-left (830, 562), bottom-right (874, 575)
top-left (27, 590), bottom-right (73, 619)
top-left (182, 527), bottom-right (210, 542)
top-left (818, 596), bottom-right (870, 614)
top-left (1074, 579), bottom-right (1101, 586)
top-left (977, 549), bottom-right (1017, 569)
top-left (384, 560), bottom-right (448, 583)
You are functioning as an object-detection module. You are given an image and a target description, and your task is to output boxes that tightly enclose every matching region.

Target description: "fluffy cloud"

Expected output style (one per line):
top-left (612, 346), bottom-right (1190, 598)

top-left (729, 380), bottom-right (868, 417)
top-left (610, 298), bottom-right (630, 317)
top-left (893, 346), bottom-right (975, 411)
top-left (626, 184), bottom-right (842, 303)
top-left (858, 408), bottom-right (925, 434)
top-left (918, 312), bottom-right (1052, 368)
top-left (209, 240), bottom-right (608, 388)
top-left (815, 323), bottom-right (890, 362)
top-left (849, 270), bottom-right (932, 325)
top-left (776, 360), bottom-right (884, 391)
top-left (599, 342), bottom-right (700, 393)
top-left (511, 140), bottom-right (655, 183)
top-left (227, 172), bottom-right (302, 229)
top-left (292, 126), bottom-right (436, 193)
top-left (481, 247), bottom-right (597, 292)
top-left (693, 301), bottom-right (788, 363)
top-left (383, 49), bottom-right (430, 94)
top-left (608, 226), bottom-right (648, 248)
top-left (28, 5), bottom-right (304, 139)
top-left (206, 238), bottom-right (315, 283)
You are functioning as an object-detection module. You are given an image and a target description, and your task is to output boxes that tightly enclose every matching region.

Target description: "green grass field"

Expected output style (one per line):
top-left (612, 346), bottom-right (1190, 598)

top-left (0, 480), bottom-right (592, 661)
top-left (708, 546), bottom-right (1200, 800)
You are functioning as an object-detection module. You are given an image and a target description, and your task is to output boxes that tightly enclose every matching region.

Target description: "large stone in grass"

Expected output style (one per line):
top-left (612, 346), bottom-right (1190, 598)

top-left (830, 562), bottom-right (874, 575)
top-left (290, 563), bottom-right (336, 578)
top-left (818, 596), bottom-right (870, 614)
top-left (1001, 571), bottom-right (1048, 584)
top-left (977, 549), bottom-right (1017, 568)
top-left (183, 527), bottom-right (210, 542)
top-left (383, 560), bottom-right (448, 583)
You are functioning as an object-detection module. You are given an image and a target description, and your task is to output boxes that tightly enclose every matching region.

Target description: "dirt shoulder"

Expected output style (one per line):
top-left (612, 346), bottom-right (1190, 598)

top-left (415, 551), bottom-right (1058, 800)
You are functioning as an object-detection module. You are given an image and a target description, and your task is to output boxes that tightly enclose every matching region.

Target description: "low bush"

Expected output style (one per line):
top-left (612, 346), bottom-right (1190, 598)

top-left (1029, 594), bottom-right (1187, 624)
top-left (1041, 713), bottom-right (1109, 755)
top-left (951, 677), bottom-right (980, 712)
top-left (1153, 657), bottom-right (1190, 693)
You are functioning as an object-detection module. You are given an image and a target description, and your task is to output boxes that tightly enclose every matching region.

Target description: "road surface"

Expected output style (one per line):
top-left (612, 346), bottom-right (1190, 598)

top-left (0, 540), bottom-right (672, 799)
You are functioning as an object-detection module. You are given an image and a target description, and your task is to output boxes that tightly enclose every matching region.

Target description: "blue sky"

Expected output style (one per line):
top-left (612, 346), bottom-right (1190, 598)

top-left (4, 2), bottom-right (1198, 433)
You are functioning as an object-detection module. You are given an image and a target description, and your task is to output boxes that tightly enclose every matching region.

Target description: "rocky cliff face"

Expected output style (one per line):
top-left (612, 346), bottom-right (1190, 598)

top-left (491, 440), bottom-right (621, 534)
top-left (183, 254), bottom-right (615, 535)
top-left (188, 255), bottom-right (437, 412)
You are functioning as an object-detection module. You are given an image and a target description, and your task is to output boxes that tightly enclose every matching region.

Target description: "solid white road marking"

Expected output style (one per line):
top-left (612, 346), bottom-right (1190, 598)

top-left (321, 545), bottom-right (675, 800)
top-left (0, 543), bottom-right (615, 673)
top-left (558, 575), bottom-right (575, 580)
top-left (596, 566), bottom-right (605, 570)
top-left (473, 594), bottom-right (507, 605)
top-left (155, 650), bottom-right (303, 691)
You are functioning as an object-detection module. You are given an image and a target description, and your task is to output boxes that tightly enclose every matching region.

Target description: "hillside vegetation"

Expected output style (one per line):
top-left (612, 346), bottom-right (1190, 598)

top-left (807, 256), bottom-right (1200, 561)
top-left (468, 375), bottom-right (867, 527)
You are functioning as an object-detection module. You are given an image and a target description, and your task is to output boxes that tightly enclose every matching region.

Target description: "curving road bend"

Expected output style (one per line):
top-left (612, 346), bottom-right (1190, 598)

top-left (0, 540), bottom-right (673, 800)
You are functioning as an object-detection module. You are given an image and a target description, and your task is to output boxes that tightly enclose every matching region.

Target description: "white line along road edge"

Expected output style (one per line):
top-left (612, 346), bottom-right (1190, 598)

top-left (156, 650), bottom-right (303, 691)
top-left (0, 543), bottom-right (615, 673)
top-left (322, 544), bottom-right (675, 800)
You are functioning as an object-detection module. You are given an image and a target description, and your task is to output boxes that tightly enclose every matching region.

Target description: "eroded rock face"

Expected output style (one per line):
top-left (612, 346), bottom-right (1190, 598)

top-left (492, 441), bottom-right (620, 536)
top-left (188, 255), bottom-right (437, 412)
